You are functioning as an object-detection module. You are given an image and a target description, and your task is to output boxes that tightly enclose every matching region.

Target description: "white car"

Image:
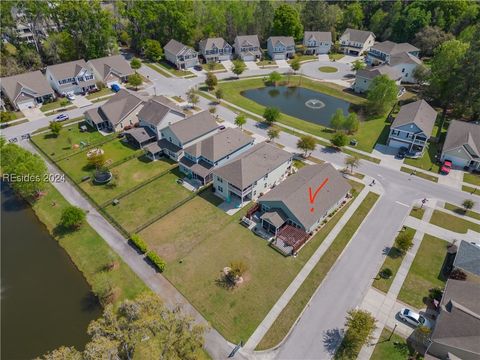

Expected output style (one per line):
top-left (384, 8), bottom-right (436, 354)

top-left (66, 92), bottom-right (76, 100)
top-left (398, 308), bottom-right (432, 328)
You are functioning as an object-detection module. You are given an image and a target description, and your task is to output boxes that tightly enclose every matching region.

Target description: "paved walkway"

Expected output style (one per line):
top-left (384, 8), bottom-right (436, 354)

top-left (244, 185), bottom-right (375, 351)
top-left (404, 216), bottom-right (480, 243)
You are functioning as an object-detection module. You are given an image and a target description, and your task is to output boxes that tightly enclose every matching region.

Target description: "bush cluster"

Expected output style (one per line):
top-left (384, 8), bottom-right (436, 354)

top-left (130, 234), bottom-right (148, 254)
top-left (147, 251), bottom-right (166, 272)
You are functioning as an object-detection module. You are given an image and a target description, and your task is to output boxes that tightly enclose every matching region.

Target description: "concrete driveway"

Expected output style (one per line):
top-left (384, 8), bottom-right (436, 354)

top-left (71, 96), bottom-right (92, 108)
top-left (276, 59), bottom-right (290, 68)
top-left (246, 61), bottom-right (259, 70)
top-left (21, 107), bottom-right (43, 121)
top-left (221, 60), bottom-right (233, 72)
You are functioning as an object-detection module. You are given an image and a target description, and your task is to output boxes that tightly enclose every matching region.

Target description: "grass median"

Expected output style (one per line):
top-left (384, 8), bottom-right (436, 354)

top-left (430, 210), bottom-right (480, 234)
top-left (256, 191), bottom-right (380, 350)
top-left (444, 202), bottom-right (480, 221)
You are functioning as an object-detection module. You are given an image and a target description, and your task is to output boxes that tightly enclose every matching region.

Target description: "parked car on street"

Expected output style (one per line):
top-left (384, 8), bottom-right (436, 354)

top-left (441, 160), bottom-right (453, 175)
top-left (398, 308), bottom-right (432, 328)
top-left (55, 114), bottom-right (69, 122)
top-left (111, 84), bottom-right (121, 93)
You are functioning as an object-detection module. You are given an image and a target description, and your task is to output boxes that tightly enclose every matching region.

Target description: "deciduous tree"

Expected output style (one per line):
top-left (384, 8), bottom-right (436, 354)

top-left (336, 309), bottom-right (376, 359)
top-left (330, 132), bottom-right (348, 148)
top-left (345, 155), bottom-right (360, 174)
top-left (60, 206), bottom-right (86, 230)
top-left (268, 71), bottom-right (282, 86)
top-left (128, 73), bottom-right (142, 90)
top-left (144, 39), bottom-right (163, 62)
top-left (395, 231), bottom-right (414, 254)
top-left (263, 107), bottom-right (280, 124)
top-left (205, 72), bottom-right (218, 90)
top-left (367, 75), bottom-right (398, 115)
top-left (130, 57), bottom-right (141, 70)
top-left (344, 113), bottom-right (359, 134)
top-left (297, 135), bottom-right (316, 157)
top-left (413, 26), bottom-right (453, 57)
top-left (330, 109), bottom-right (345, 131)
top-left (49, 121), bottom-right (62, 137)
top-left (234, 114), bottom-right (247, 129)
top-left (267, 127), bottom-right (280, 142)
top-left (232, 59), bottom-right (246, 77)
top-left (272, 4), bottom-right (303, 41)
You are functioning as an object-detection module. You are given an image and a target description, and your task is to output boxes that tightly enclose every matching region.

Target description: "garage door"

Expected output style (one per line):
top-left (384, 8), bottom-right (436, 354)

top-left (388, 138), bottom-right (409, 149)
top-left (17, 100), bottom-right (35, 110)
top-left (243, 55), bottom-right (254, 62)
top-left (273, 53), bottom-right (285, 60)
top-left (443, 154), bottom-right (469, 168)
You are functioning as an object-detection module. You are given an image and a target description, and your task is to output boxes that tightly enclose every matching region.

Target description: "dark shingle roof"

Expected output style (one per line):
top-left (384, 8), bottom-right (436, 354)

top-left (342, 28), bottom-right (375, 43)
top-left (1, 70), bottom-right (54, 103)
top-left (87, 55), bottom-right (134, 81)
top-left (391, 100), bottom-right (437, 137)
top-left (137, 96), bottom-right (184, 127)
top-left (356, 65), bottom-right (403, 81)
top-left (454, 241), bottom-right (480, 276)
top-left (168, 111), bottom-right (218, 144)
top-left (443, 120), bottom-right (480, 156)
top-left (370, 41), bottom-right (419, 56)
top-left (268, 36), bottom-right (295, 47)
top-left (199, 37), bottom-right (230, 51)
top-left (164, 39), bottom-right (188, 55)
top-left (97, 89), bottom-right (143, 126)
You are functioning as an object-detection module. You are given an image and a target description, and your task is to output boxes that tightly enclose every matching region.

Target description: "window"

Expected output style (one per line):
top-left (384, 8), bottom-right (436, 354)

top-left (264, 174), bottom-right (268, 180)
top-left (218, 177), bottom-right (223, 183)
top-left (217, 186), bottom-right (223, 192)
top-left (264, 183), bottom-right (267, 188)
top-left (402, 68), bottom-right (405, 73)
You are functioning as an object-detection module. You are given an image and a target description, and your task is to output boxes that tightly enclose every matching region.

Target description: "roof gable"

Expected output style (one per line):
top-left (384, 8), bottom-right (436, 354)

top-left (391, 100), bottom-right (437, 136)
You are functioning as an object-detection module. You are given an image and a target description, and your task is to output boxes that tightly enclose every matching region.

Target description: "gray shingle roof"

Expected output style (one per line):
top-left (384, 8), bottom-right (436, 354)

top-left (125, 126), bottom-right (156, 144)
top-left (342, 28), bottom-right (375, 43)
top-left (391, 100), bottom-right (437, 137)
top-left (47, 59), bottom-right (90, 80)
top-left (389, 51), bottom-right (422, 66)
top-left (184, 128), bottom-right (252, 163)
top-left (235, 35), bottom-right (261, 55)
top-left (164, 39), bottom-right (190, 56)
top-left (168, 111), bottom-right (218, 144)
top-left (370, 41), bottom-right (419, 56)
top-left (304, 31), bottom-right (332, 43)
top-left (97, 89), bottom-right (143, 126)
top-left (87, 55), bottom-right (134, 82)
top-left (199, 37), bottom-right (230, 51)
top-left (137, 96), bottom-right (184, 127)
top-left (261, 209), bottom-right (288, 228)
top-left (356, 65), bottom-right (403, 81)
top-left (453, 241), bottom-right (480, 276)
top-left (213, 142), bottom-right (291, 189)
top-left (443, 120), bottom-right (480, 156)
top-left (259, 163), bottom-right (351, 230)
top-left (1, 70), bottom-right (54, 103)
top-left (268, 36), bottom-right (295, 47)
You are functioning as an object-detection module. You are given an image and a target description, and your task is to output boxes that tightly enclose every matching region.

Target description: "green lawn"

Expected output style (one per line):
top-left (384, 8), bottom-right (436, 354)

top-left (1, 110), bottom-right (24, 122)
top-left (464, 173), bottom-right (480, 186)
top-left (372, 227), bottom-right (416, 293)
top-left (31, 121), bottom-right (113, 161)
top-left (403, 142), bottom-right (442, 173)
top-left (144, 62), bottom-right (172, 78)
top-left (80, 156), bottom-right (176, 205)
top-left (318, 66), bottom-right (338, 73)
top-left (409, 206), bottom-right (425, 220)
top-left (293, 159), bottom-right (306, 169)
top-left (462, 184), bottom-right (479, 194)
top-left (32, 182), bottom-right (148, 304)
top-left (400, 166), bottom-right (438, 182)
top-left (86, 88), bottom-right (114, 100)
top-left (397, 234), bottom-right (447, 309)
top-left (57, 139), bottom-right (140, 182)
top-left (157, 60), bottom-right (193, 77)
top-left (204, 62), bottom-right (226, 71)
top-left (444, 202), bottom-right (480, 221)
top-left (256, 192), bottom-right (379, 350)
top-left (328, 53), bottom-right (345, 61)
top-left (257, 59), bottom-right (277, 67)
top-left (430, 210), bottom-right (480, 234)
top-left (288, 55), bottom-right (317, 63)
top-left (371, 328), bottom-right (411, 360)
top-left (40, 98), bottom-right (73, 112)
top-left (104, 170), bottom-right (191, 233)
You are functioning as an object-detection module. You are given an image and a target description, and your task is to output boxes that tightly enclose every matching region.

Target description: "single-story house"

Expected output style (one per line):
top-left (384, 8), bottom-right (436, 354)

top-left (387, 99), bottom-right (437, 154)
top-left (84, 89), bottom-right (144, 132)
top-left (146, 110), bottom-right (219, 161)
top-left (234, 35), bottom-right (262, 61)
top-left (164, 39), bottom-right (199, 69)
top-left (441, 120), bottom-right (480, 170)
top-left (137, 95), bottom-right (185, 139)
top-left (0, 70), bottom-right (55, 110)
top-left (426, 278), bottom-right (480, 360)
top-left (366, 41), bottom-right (420, 66)
top-left (87, 55), bottom-right (134, 87)
top-left (46, 59), bottom-right (97, 95)
top-left (339, 28), bottom-right (375, 56)
top-left (266, 36), bottom-right (295, 60)
top-left (212, 142), bottom-right (293, 204)
top-left (179, 127), bottom-right (254, 185)
top-left (303, 31), bottom-right (332, 55)
top-left (353, 65), bottom-right (402, 94)
top-left (199, 37), bottom-right (233, 63)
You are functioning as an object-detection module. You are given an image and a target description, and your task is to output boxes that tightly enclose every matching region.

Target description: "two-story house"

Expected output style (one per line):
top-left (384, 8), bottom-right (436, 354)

top-left (164, 39), bottom-right (199, 69)
top-left (87, 55), bottom-right (134, 87)
top-left (179, 128), bottom-right (254, 185)
top-left (303, 31), bottom-right (332, 55)
top-left (212, 142), bottom-right (292, 205)
top-left (353, 65), bottom-right (402, 94)
top-left (137, 95), bottom-right (185, 139)
top-left (267, 36), bottom-right (295, 60)
top-left (1, 70), bottom-right (55, 110)
top-left (234, 35), bottom-right (262, 61)
top-left (46, 59), bottom-right (97, 95)
top-left (387, 99), bottom-right (437, 155)
top-left (198, 37), bottom-right (233, 63)
top-left (441, 120), bottom-right (480, 170)
top-left (339, 28), bottom-right (375, 56)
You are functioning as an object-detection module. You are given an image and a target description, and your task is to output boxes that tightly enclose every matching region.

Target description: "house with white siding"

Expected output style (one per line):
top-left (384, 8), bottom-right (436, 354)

top-left (353, 65), bottom-right (402, 94)
top-left (339, 28), bottom-right (375, 56)
top-left (87, 55), bottom-right (134, 87)
top-left (234, 35), bottom-right (262, 61)
top-left (303, 31), bottom-right (332, 55)
top-left (46, 59), bottom-right (97, 95)
top-left (164, 39), bottom-right (199, 69)
top-left (441, 120), bottom-right (480, 170)
top-left (137, 95), bottom-right (185, 139)
top-left (267, 36), bottom-right (295, 60)
top-left (199, 37), bottom-right (233, 63)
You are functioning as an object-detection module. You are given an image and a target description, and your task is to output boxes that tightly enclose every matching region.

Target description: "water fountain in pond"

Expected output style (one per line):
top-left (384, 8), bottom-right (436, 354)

top-left (305, 99), bottom-right (326, 109)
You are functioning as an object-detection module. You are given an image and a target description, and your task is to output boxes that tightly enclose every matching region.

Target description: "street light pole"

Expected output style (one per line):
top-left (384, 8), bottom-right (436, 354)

top-left (388, 323), bottom-right (398, 341)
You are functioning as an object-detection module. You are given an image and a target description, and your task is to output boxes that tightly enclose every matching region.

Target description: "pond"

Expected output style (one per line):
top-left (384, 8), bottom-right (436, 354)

top-left (1, 183), bottom-right (101, 359)
top-left (241, 85), bottom-right (351, 127)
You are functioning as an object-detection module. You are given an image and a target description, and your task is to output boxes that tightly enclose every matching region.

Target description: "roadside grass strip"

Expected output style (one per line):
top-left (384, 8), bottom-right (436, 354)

top-left (444, 202), bottom-right (480, 221)
top-left (429, 209), bottom-right (480, 234)
top-left (400, 166), bottom-right (438, 182)
top-left (409, 206), bottom-right (425, 220)
top-left (463, 172), bottom-right (480, 187)
top-left (144, 62), bottom-right (173, 78)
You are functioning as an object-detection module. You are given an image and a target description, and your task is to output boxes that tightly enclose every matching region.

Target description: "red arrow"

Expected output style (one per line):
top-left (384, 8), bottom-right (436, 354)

top-left (309, 178), bottom-right (329, 213)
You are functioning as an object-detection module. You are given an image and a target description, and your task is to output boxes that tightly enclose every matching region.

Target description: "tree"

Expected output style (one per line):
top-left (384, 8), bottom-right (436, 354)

top-left (462, 199), bottom-right (475, 213)
top-left (144, 39), bottom-right (163, 62)
top-left (234, 114), bottom-right (246, 129)
top-left (344, 155), bottom-right (360, 174)
top-left (267, 127), bottom-right (280, 142)
top-left (351, 59), bottom-right (366, 71)
top-left (214, 88), bottom-right (223, 103)
top-left (341, 2), bottom-right (364, 30)
top-left (130, 57), bottom-right (141, 70)
top-left (40, 346), bottom-right (82, 360)
top-left (290, 56), bottom-right (301, 73)
top-left (205, 72), bottom-right (218, 91)
top-left (268, 71), bottom-right (282, 86)
top-left (127, 73), bottom-right (142, 90)
top-left (330, 109), bottom-right (345, 131)
top-left (232, 59), bottom-right (246, 77)
top-left (413, 64), bottom-right (430, 85)
top-left (186, 88), bottom-right (199, 108)
top-left (60, 206), bottom-right (86, 230)
top-left (336, 309), bottom-right (376, 359)
top-left (208, 106), bottom-right (216, 115)
top-left (395, 231), bottom-right (414, 254)
top-left (49, 121), bottom-right (62, 137)
top-left (88, 152), bottom-right (106, 170)
top-left (413, 26), bottom-right (454, 57)
top-left (263, 107), bottom-right (280, 124)
top-left (330, 132), bottom-right (348, 148)
top-left (42, 31), bottom-right (77, 64)
top-left (272, 4), bottom-right (303, 41)
top-left (226, 260), bottom-right (248, 284)
top-left (344, 113), bottom-right (359, 134)
top-left (366, 75), bottom-right (398, 115)
top-left (297, 135), bottom-right (316, 157)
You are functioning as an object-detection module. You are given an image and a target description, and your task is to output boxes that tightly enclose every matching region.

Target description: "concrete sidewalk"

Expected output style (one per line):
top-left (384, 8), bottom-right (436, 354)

top-left (404, 216), bottom-right (479, 243)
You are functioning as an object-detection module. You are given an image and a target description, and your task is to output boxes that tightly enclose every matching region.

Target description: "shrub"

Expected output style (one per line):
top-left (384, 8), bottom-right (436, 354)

top-left (395, 231), bottom-right (414, 253)
top-left (330, 132), bottom-right (348, 148)
top-left (428, 287), bottom-right (443, 301)
top-left (60, 205), bottom-right (86, 229)
top-left (380, 268), bottom-right (393, 279)
top-left (130, 233), bottom-right (148, 254)
top-left (60, 99), bottom-right (70, 106)
top-left (147, 251), bottom-right (166, 272)
top-left (450, 268), bottom-right (467, 280)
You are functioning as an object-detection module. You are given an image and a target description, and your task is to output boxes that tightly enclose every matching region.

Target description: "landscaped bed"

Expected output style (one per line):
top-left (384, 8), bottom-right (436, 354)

top-left (397, 234), bottom-right (447, 309)
top-left (429, 210), bottom-right (480, 233)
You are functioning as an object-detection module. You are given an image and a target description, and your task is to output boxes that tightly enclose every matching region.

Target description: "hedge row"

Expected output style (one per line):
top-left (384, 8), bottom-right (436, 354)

top-left (130, 233), bottom-right (148, 254)
top-left (146, 251), bottom-right (166, 272)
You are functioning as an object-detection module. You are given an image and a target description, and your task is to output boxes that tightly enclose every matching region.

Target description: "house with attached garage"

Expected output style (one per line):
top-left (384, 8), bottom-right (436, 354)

top-left (234, 35), bottom-right (262, 61)
top-left (212, 142), bottom-right (292, 204)
top-left (179, 128), bottom-right (254, 185)
top-left (441, 120), bottom-right (480, 170)
top-left (46, 59), bottom-right (97, 95)
top-left (164, 39), bottom-right (199, 69)
top-left (137, 95), bottom-right (185, 139)
top-left (353, 65), bottom-right (402, 94)
top-left (0, 70), bottom-right (55, 110)
top-left (339, 28), bottom-right (375, 56)
top-left (257, 163), bottom-right (351, 255)
top-left (387, 99), bottom-right (437, 155)
top-left (87, 55), bottom-right (134, 87)
top-left (144, 111), bottom-right (219, 161)
top-left (84, 89), bottom-right (144, 132)
top-left (267, 36), bottom-right (295, 60)
top-left (303, 31), bottom-right (332, 55)
top-left (199, 37), bottom-right (233, 63)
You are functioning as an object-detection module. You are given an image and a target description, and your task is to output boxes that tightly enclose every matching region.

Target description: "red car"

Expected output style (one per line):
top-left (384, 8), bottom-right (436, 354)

top-left (441, 160), bottom-right (452, 174)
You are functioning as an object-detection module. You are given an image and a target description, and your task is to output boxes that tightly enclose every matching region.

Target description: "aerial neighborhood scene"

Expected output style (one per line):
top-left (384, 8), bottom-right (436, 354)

top-left (1, 1), bottom-right (480, 359)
